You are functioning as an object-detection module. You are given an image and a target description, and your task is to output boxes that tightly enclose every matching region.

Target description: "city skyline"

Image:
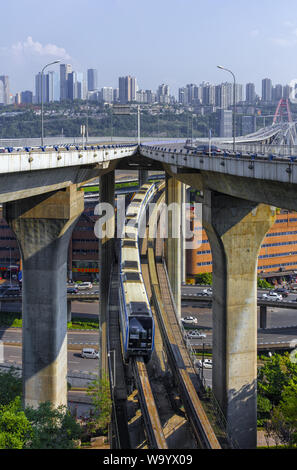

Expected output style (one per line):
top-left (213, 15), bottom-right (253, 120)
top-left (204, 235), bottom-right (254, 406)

top-left (2, 65), bottom-right (295, 106)
top-left (1, 0), bottom-right (297, 96)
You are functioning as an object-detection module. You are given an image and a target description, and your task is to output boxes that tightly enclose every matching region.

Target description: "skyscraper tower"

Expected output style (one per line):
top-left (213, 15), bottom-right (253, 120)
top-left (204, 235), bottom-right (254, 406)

top-left (87, 69), bottom-right (98, 92)
top-left (60, 64), bottom-right (72, 101)
top-left (262, 78), bottom-right (272, 102)
top-left (118, 76), bottom-right (137, 103)
top-left (0, 76), bottom-right (10, 105)
top-left (246, 83), bottom-right (256, 103)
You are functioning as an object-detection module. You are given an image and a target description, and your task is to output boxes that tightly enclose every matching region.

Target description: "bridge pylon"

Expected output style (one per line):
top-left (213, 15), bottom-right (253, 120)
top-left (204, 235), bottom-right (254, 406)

top-left (273, 98), bottom-right (293, 124)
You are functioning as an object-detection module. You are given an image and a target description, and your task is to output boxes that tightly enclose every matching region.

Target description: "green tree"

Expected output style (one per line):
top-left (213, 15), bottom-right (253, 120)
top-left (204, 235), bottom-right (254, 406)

top-left (0, 368), bottom-right (22, 406)
top-left (0, 397), bottom-right (32, 449)
top-left (268, 381), bottom-right (297, 446)
top-left (257, 278), bottom-right (273, 289)
top-left (257, 353), bottom-right (297, 406)
top-left (195, 273), bottom-right (213, 285)
top-left (24, 401), bottom-right (82, 449)
top-left (86, 373), bottom-right (112, 434)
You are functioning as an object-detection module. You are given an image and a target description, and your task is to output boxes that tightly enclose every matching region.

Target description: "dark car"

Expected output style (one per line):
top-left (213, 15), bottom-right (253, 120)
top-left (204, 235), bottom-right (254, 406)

top-left (195, 145), bottom-right (222, 155)
top-left (1, 286), bottom-right (21, 297)
top-left (67, 287), bottom-right (78, 294)
top-left (273, 287), bottom-right (289, 298)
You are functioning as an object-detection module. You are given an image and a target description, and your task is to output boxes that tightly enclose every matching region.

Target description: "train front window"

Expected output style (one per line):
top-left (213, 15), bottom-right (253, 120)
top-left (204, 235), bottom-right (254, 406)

top-left (129, 318), bottom-right (152, 345)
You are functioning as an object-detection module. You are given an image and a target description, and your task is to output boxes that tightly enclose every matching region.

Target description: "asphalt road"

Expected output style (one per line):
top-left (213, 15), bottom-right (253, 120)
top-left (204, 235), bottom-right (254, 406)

top-left (1, 291), bottom-right (297, 378)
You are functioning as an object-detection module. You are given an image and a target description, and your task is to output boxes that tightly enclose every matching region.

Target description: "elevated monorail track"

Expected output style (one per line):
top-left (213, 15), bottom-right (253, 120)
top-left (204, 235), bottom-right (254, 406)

top-left (146, 190), bottom-right (222, 449)
top-left (131, 357), bottom-right (168, 449)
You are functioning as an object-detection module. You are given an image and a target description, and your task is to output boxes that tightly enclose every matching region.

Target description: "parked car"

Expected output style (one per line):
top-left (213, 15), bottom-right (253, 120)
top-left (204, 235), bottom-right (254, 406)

top-left (81, 348), bottom-right (99, 359)
top-left (77, 282), bottom-right (93, 290)
top-left (186, 330), bottom-right (206, 339)
top-left (195, 358), bottom-right (213, 369)
top-left (181, 316), bottom-right (198, 325)
top-left (262, 292), bottom-right (282, 301)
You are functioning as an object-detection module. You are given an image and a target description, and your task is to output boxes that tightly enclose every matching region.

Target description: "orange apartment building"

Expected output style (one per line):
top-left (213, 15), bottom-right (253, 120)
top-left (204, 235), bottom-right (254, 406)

top-left (186, 209), bottom-right (297, 280)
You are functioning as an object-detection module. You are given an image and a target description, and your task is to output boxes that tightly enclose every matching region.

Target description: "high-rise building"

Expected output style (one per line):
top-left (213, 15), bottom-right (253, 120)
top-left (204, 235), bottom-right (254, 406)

top-left (218, 109), bottom-right (232, 137)
top-left (87, 69), bottom-right (98, 92)
top-left (157, 83), bottom-right (170, 103)
top-left (246, 83), bottom-right (256, 103)
top-left (48, 71), bottom-right (60, 102)
top-left (67, 72), bottom-right (77, 100)
top-left (60, 64), bottom-right (72, 101)
top-left (101, 87), bottom-right (113, 103)
top-left (119, 76), bottom-right (129, 103)
top-left (20, 90), bottom-right (33, 104)
top-left (35, 72), bottom-right (49, 103)
top-left (76, 72), bottom-right (86, 100)
top-left (131, 77), bottom-right (138, 101)
top-left (0, 76), bottom-right (10, 105)
top-left (272, 84), bottom-right (283, 102)
top-left (178, 87), bottom-right (187, 105)
top-left (262, 78), bottom-right (272, 102)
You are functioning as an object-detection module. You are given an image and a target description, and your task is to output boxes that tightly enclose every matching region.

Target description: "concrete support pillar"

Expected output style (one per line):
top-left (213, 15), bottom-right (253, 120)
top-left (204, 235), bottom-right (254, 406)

top-left (259, 305), bottom-right (267, 329)
top-left (180, 183), bottom-right (187, 285)
top-left (67, 300), bottom-right (72, 323)
top-left (203, 190), bottom-right (276, 449)
top-left (165, 174), bottom-right (182, 316)
top-left (3, 185), bottom-right (84, 408)
top-left (139, 169), bottom-right (148, 187)
top-left (99, 171), bottom-right (115, 380)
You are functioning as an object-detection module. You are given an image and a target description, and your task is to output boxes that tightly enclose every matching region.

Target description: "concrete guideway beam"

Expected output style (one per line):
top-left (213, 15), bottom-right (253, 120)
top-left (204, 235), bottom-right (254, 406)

top-left (203, 190), bottom-right (276, 448)
top-left (3, 185), bottom-right (84, 408)
top-left (165, 174), bottom-right (182, 316)
top-left (98, 171), bottom-right (115, 380)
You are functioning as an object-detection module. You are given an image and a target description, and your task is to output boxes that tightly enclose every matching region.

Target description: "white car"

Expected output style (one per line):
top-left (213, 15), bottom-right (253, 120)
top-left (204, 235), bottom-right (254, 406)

top-left (81, 348), bottom-right (99, 359)
top-left (195, 358), bottom-right (213, 369)
top-left (262, 292), bottom-right (282, 301)
top-left (77, 282), bottom-right (93, 290)
top-left (186, 330), bottom-right (206, 339)
top-left (181, 316), bottom-right (198, 325)
top-left (201, 288), bottom-right (212, 296)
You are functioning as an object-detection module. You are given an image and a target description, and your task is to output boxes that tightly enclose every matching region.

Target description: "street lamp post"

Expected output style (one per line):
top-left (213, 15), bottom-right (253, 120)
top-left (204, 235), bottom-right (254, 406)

top-left (217, 65), bottom-right (236, 153)
top-left (41, 60), bottom-right (61, 146)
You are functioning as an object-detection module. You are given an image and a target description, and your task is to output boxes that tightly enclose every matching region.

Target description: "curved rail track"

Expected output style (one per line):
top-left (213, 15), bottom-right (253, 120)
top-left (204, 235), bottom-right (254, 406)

top-left (146, 190), bottom-right (222, 449)
top-left (132, 357), bottom-right (168, 449)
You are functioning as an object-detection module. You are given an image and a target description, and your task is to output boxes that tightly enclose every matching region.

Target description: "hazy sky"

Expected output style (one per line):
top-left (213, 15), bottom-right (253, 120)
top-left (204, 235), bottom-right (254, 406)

top-left (2, 0), bottom-right (297, 96)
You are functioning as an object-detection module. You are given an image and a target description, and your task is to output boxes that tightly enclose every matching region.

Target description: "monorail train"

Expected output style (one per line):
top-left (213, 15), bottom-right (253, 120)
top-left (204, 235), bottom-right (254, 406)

top-left (119, 183), bottom-right (158, 363)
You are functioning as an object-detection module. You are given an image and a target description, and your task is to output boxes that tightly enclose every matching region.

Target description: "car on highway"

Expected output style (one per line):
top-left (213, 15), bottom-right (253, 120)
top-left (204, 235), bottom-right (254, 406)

top-left (262, 292), bottom-right (283, 301)
top-left (201, 288), bottom-right (212, 296)
top-left (273, 287), bottom-right (289, 298)
top-left (195, 358), bottom-right (213, 369)
top-left (81, 348), bottom-right (99, 359)
top-left (195, 145), bottom-right (222, 155)
top-left (181, 316), bottom-right (198, 325)
top-left (0, 286), bottom-right (21, 297)
top-left (67, 287), bottom-right (78, 294)
top-left (186, 330), bottom-right (206, 339)
top-left (77, 282), bottom-right (93, 290)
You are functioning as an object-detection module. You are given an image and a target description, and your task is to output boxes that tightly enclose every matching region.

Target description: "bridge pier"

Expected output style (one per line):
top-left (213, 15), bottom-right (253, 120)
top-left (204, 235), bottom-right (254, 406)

top-left (165, 174), bottom-right (182, 316)
top-left (98, 171), bottom-right (115, 379)
top-left (139, 169), bottom-right (149, 187)
top-left (3, 185), bottom-right (84, 408)
top-left (259, 305), bottom-right (267, 329)
top-left (203, 190), bottom-right (276, 449)
top-left (67, 300), bottom-right (72, 323)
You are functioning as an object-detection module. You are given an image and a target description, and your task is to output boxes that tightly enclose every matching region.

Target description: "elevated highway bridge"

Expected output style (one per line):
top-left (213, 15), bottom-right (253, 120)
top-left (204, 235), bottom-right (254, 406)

top-left (1, 127), bottom-right (297, 448)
